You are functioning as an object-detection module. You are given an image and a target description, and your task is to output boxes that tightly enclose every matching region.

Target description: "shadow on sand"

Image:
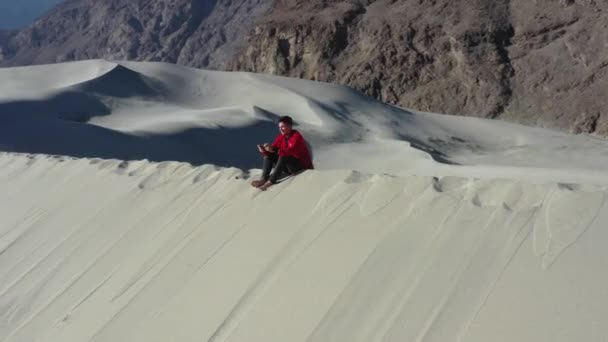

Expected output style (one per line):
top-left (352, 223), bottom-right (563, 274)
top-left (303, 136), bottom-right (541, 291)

top-left (0, 114), bottom-right (281, 170)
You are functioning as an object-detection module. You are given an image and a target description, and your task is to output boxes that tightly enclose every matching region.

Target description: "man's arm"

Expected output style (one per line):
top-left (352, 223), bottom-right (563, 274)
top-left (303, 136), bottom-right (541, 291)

top-left (270, 136), bottom-right (282, 152)
top-left (259, 135), bottom-right (281, 156)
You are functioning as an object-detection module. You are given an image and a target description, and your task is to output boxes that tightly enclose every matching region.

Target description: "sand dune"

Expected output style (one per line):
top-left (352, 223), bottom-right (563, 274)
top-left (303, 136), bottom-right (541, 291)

top-left (2, 60), bottom-right (608, 181)
top-left (0, 153), bottom-right (606, 342)
top-left (1, 60), bottom-right (608, 341)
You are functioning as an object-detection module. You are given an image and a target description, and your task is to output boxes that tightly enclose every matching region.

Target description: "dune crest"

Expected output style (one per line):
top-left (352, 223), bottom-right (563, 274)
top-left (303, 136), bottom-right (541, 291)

top-left (1, 60), bottom-right (608, 183)
top-left (0, 153), bottom-right (606, 342)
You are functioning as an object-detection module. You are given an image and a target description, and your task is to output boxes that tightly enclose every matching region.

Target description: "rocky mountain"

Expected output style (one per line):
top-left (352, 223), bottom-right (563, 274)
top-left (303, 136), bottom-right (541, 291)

top-left (1, 0), bottom-right (607, 135)
top-left (233, 0), bottom-right (608, 135)
top-left (0, 0), bottom-right (273, 69)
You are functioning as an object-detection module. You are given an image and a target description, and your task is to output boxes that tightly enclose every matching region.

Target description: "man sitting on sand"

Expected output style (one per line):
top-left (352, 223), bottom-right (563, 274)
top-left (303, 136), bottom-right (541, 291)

top-left (251, 116), bottom-right (314, 191)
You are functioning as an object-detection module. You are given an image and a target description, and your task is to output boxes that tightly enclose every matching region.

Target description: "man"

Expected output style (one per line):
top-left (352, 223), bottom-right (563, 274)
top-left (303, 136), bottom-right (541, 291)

top-left (251, 116), bottom-right (313, 191)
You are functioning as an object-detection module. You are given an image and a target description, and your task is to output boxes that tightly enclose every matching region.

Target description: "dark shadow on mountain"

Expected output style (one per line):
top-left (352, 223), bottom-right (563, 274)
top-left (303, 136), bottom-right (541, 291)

top-left (309, 97), bottom-right (457, 165)
top-left (406, 139), bottom-right (458, 165)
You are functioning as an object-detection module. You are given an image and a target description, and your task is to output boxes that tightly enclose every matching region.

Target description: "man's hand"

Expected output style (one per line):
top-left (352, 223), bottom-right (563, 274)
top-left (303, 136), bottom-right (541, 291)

top-left (257, 144), bottom-right (265, 153)
top-left (263, 143), bottom-right (274, 153)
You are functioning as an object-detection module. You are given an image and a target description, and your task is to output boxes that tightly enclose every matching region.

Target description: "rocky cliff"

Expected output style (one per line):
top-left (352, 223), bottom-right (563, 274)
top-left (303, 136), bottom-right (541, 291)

top-left (233, 0), bottom-right (608, 134)
top-left (1, 0), bottom-right (607, 135)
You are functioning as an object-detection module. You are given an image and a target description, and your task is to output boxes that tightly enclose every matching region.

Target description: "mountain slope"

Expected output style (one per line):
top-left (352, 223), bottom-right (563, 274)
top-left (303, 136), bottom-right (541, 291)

top-left (0, 30), bottom-right (16, 63)
top-left (0, 0), bottom-right (273, 69)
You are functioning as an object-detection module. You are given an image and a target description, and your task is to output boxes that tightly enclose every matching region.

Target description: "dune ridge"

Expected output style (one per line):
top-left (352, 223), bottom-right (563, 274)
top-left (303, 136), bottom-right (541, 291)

top-left (2, 60), bottom-right (608, 182)
top-left (1, 59), bottom-right (608, 341)
top-left (0, 152), bottom-right (606, 342)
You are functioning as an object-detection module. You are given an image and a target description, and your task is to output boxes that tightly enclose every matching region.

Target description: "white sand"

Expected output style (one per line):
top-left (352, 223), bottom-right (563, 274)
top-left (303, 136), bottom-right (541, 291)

top-left (0, 60), bottom-right (607, 341)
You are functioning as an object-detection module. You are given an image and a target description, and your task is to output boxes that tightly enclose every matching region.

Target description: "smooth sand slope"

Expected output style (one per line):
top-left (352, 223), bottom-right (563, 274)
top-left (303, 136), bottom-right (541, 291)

top-left (1, 60), bottom-right (608, 341)
top-left (0, 153), bottom-right (607, 342)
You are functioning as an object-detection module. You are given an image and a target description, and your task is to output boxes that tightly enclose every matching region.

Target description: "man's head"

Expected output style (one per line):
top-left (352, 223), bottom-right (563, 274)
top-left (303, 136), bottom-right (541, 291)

top-left (278, 116), bottom-right (293, 135)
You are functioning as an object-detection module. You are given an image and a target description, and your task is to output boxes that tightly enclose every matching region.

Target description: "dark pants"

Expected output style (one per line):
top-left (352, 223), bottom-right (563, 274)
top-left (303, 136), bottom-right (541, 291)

top-left (262, 152), bottom-right (303, 184)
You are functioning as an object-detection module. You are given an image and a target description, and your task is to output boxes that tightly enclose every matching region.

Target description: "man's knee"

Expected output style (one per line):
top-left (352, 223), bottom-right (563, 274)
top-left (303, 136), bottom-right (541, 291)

top-left (284, 157), bottom-right (303, 172)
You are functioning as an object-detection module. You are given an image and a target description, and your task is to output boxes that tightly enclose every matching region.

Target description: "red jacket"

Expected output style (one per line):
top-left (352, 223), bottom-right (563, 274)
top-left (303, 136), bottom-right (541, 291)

top-left (264, 130), bottom-right (314, 169)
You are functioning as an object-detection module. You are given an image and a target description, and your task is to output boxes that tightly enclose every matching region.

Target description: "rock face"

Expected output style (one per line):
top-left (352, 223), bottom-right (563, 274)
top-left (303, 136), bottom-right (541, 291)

top-left (505, 0), bottom-right (608, 135)
top-left (0, 0), bottom-right (273, 69)
top-left (233, 0), bottom-right (608, 135)
top-left (235, 0), bottom-right (515, 120)
top-left (1, 0), bottom-right (607, 135)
